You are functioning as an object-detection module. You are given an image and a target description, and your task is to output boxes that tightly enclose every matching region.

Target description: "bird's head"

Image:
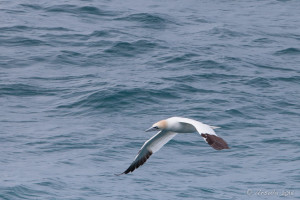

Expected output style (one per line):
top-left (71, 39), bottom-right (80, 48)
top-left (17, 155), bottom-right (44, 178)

top-left (145, 120), bottom-right (167, 132)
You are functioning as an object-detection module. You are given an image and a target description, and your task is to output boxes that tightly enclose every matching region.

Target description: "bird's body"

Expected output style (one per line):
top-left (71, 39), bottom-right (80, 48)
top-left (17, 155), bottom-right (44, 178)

top-left (118, 117), bottom-right (229, 175)
top-left (164, 117), bottom-right (217, 134)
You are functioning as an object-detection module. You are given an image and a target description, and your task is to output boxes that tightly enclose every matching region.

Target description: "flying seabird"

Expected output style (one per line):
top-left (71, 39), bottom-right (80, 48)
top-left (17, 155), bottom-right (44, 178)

top-left (117, 117), bottom-right (229, 175)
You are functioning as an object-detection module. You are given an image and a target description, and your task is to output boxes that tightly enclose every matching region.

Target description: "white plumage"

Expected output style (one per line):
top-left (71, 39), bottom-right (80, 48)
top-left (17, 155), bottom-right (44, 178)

top-left (117, 117), bottom-right (229, 175)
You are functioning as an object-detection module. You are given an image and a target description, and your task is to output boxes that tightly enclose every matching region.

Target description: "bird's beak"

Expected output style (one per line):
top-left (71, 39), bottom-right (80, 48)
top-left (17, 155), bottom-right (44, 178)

top-left (145, 127), bottom-right (156, 132)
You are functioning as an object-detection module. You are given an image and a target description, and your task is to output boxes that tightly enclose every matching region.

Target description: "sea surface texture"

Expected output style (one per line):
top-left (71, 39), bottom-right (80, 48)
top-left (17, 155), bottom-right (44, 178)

top-left (1, 0), bottom-right (299, 199)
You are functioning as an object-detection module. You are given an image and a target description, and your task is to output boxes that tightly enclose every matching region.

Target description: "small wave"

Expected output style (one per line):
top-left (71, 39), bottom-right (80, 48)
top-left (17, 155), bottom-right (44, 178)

top-left (271, 76), bottom-right (300, 83)
top-left (164, 73), bottom-right (243, 83)
top-left (89, 30), bottom-right (111, 38)
top-left (40, 4), bottom-right (75, 13)
top-left (169, 83), bottom-right (217, 95)
top-left (104, 40), bottom-right (157, 57)
top-left (116, 13), bottom-right (172, 29)
top-left (248, 62), bottom-right (297, 72)
top-left (0, 25), bottom-right (31, 32)
top-left (79, 6), bottom-right (118, 16)
top-left (20, 3), bottom-right (43, 10)
top-left (56, 50), bottom-right (83, 61)
top-left (163, 53), bottom-right (199, 64)
top-left (0, 84), bottom-right (55, 97)
top-left (209, 27), bottom-right (248, 38)
top-left (246, 77), bottom-right (272, 88)
top-left (0, 37), bottom-right (49, 47)
top-left (45, 5), bottom-right (118, 17)
top-left (40, 140), bottom-right (99, 153)
top-left (274, 47), bottom-right (300, 55)
top-left (0, 25), bottom-right (72, 34)
top-left (190, 60), bottom-right (230, 70)
top-left (1, 185), bottom-right (49, 199)
top-left (224, 56), bottom-right (242, 62)
top-left (252, 37), bottom-right (274, 44)
top-left (119, 13), bottom-right (166, 23)
top-left (57, 87), bottom-right (179, 113)
top-left (53, 49), bottom-right (87, 66)
top-left (225, 109), bottom-right (245, 117)
top-left (51, 50), bottom-right (86, 66)
top-left (36, 179), bottom-right (66, 190)
top-left (262, 138), bottom-right (300, 148)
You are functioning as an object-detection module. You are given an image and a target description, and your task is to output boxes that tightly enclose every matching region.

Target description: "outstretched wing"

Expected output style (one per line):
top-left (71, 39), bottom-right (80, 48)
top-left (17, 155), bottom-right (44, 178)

top-left (176, 117), bottom-right (229, 150)
top-left (118, 130), bottom-right (177, 175)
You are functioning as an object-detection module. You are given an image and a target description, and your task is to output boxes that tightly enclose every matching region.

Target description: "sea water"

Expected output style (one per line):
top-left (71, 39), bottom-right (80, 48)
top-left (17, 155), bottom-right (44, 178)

top-left (0, 0), bottom-right (299, 199)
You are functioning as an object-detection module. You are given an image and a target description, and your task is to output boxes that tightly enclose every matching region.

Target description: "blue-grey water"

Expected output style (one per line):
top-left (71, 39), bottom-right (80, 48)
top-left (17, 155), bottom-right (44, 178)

top-left (1, 0), bottom-right (300, 199)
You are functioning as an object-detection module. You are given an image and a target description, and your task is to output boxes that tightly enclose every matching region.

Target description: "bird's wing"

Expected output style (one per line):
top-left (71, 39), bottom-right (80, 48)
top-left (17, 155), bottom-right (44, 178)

top-left (177, 117), bottom-right (229, 150)
top-left (118, 130), bottom-right (177, 175)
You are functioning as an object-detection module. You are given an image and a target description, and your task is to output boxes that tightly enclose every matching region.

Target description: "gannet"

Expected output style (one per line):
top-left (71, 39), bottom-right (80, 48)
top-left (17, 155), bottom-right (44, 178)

top-left (117, 117), bottom-right (229, 175)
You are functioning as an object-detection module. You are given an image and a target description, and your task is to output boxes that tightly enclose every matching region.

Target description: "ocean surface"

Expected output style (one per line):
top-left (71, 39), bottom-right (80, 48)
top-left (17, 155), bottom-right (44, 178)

top-left (1, 0), bottom-right (300, 199)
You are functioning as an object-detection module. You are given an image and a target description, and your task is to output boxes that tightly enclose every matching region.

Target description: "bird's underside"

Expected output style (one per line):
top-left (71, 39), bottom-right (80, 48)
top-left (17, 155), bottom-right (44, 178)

top-left (117, 117), bottom-right (230, 175)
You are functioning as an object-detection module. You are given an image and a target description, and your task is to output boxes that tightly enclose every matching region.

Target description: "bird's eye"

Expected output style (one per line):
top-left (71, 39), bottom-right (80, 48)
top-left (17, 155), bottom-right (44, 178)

top-left (154, 126), bottom-right (159, 129)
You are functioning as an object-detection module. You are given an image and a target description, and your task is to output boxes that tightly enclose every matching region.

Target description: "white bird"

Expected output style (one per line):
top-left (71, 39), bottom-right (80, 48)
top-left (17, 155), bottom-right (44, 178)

top-left (117, 117), bottom-right (229, 175)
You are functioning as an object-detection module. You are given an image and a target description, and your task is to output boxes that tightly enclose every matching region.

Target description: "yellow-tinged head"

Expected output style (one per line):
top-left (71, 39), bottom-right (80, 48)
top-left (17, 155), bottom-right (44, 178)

top-left (145, 120), bottom-right (167, 132)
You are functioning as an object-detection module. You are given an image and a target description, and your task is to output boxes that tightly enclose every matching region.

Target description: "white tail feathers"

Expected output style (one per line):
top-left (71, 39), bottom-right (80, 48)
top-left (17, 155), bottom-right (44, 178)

top-left (210, 125), bottom-right (221, 129)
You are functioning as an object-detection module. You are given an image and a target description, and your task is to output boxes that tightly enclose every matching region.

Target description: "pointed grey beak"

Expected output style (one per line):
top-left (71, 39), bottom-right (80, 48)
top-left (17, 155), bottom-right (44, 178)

top-left (145, 127), bottom-right (156, 132)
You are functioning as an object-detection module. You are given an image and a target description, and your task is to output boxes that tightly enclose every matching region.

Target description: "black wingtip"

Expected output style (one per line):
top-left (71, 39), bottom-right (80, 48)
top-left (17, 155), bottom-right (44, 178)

top-left (115, 168), bottom-right (132, 176)
top-left (114, 172), bottom-right (125, 176)
top-left (119, 150), bottom-right (153, 175)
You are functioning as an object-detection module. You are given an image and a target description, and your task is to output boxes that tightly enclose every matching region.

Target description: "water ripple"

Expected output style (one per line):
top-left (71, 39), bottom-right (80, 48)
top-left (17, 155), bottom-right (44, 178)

top-left (45, 5), bottom-right (118, 17)
top-left (104, 40), bottom-right (157, 57)
top-left (0, 185), bottom-right (49, 200)
top-left (116, 13), bottom-right (173, 29)
top-left (57, 87), bottom-right (180, 113)
top-left (274, 47), bottom-right (300, 55)
top-left (0, 84), bottom-right (55, 97)
top-left (1, 0), bottom-right (300, 199)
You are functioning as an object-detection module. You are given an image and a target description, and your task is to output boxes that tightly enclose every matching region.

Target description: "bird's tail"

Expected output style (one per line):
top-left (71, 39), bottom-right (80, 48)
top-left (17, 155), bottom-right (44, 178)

top-left (210, 125), bottom-right (221, 129)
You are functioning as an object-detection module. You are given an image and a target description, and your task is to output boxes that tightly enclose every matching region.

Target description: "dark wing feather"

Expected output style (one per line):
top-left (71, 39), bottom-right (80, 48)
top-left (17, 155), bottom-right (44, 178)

top-left (201, 133), bottom-right (230, 150)
top-left (117, 130), bottom-right (176, 175)
top-left (123, 150), bottom-right (153, 174)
